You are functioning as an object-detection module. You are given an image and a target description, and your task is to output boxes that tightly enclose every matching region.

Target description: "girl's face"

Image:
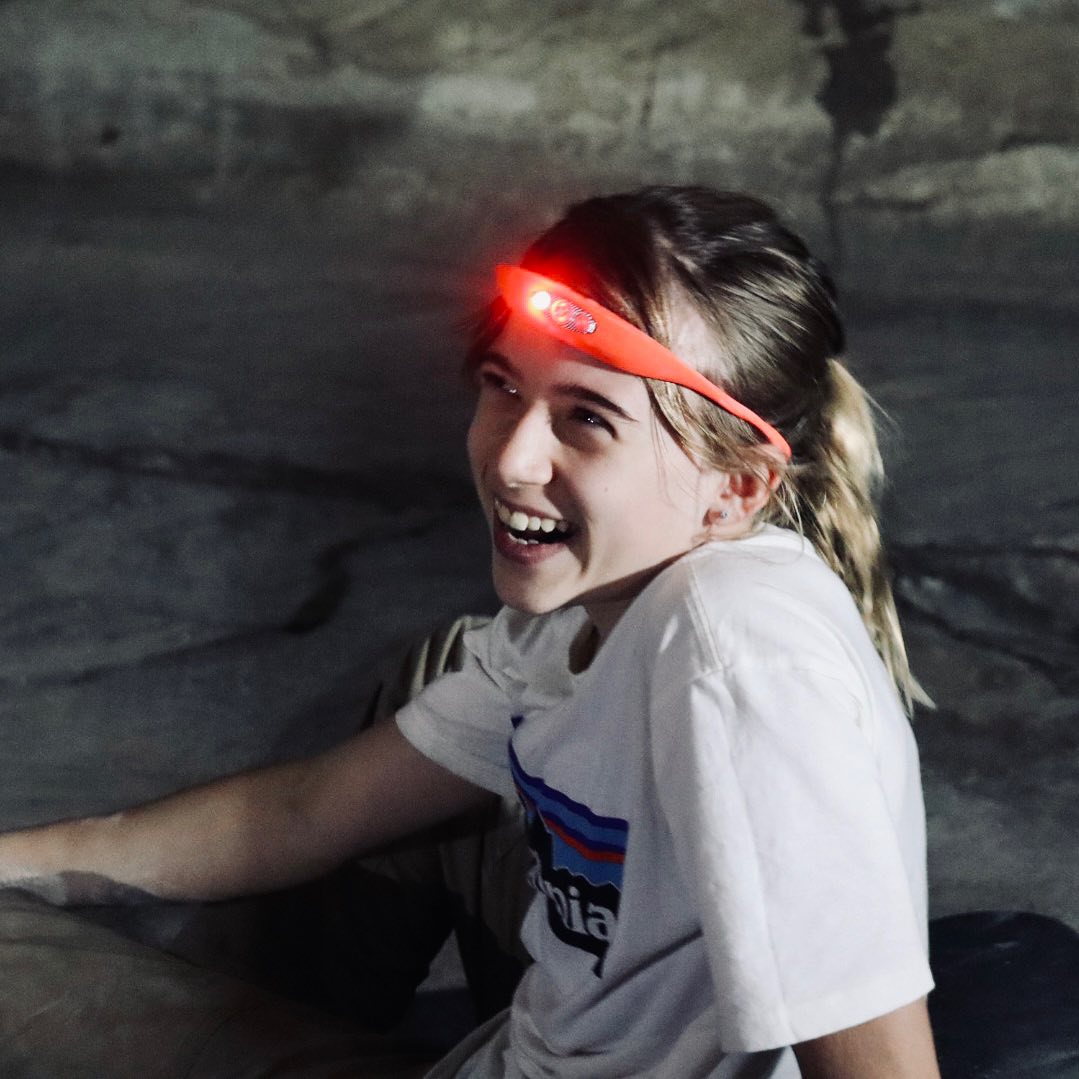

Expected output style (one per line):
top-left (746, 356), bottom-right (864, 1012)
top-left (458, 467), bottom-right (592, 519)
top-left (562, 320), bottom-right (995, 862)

top-left (468, 310), bottom-right (724, 639)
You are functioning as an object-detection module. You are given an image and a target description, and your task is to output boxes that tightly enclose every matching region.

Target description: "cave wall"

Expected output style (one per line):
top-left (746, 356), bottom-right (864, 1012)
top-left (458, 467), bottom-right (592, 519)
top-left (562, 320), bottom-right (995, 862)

top-left (3, 1), bottom-right (1078, 252)
top-left (1, 0), bottom-right (1077, 926)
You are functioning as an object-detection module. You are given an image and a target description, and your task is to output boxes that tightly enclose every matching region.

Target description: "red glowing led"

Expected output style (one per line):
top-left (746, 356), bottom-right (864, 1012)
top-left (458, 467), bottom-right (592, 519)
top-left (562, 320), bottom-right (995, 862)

top-left (528, 289), bottom-right (552, 313)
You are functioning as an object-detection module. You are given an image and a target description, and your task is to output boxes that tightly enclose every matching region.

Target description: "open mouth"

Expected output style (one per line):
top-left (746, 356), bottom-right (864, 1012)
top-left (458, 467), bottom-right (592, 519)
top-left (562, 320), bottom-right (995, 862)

top-left (495, 499), bottom-right (574, 545)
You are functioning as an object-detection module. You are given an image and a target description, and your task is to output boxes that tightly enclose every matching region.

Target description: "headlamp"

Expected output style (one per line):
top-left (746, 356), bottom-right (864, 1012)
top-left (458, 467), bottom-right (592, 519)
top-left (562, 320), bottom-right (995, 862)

top-left (496, 265), bottom-right (791, 459)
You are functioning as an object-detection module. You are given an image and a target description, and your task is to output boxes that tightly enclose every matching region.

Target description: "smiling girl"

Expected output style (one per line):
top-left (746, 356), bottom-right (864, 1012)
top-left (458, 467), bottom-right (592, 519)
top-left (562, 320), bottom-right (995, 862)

top-left (0, 187), bottom-right (939, 1077)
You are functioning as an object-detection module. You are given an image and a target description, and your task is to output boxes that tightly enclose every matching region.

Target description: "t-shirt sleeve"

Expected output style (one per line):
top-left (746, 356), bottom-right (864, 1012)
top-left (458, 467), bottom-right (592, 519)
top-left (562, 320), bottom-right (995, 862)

top-left (396, 621), bottom-right (516, 800)
top-left (651, 664), bottom-right (934, 1052)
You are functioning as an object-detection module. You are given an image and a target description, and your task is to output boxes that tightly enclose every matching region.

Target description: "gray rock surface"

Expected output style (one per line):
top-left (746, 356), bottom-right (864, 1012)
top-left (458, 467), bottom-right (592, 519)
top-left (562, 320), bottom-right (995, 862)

top-left (3, 0), bottom-right (1077, 235)
top-left (0, 0), bottom-right (1076, 939)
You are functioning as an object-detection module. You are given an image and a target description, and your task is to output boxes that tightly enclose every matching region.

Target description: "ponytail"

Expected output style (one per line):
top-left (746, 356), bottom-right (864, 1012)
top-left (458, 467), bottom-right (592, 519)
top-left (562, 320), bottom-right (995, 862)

top-left (778, 361), bottom-right (930, 712)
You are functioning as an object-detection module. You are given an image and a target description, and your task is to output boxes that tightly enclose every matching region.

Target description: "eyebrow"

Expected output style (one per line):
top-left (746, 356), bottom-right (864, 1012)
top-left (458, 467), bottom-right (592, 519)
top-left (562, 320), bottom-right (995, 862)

top-left (481, 350), bottom-right (639, 423)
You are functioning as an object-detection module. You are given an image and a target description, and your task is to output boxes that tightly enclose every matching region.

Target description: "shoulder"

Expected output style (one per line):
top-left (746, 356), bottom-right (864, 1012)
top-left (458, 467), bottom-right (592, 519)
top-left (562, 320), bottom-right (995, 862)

top-left (634, 530), bottom-right (914, 767)
top-left (648, 527), bottom-right (851, 647)
top-left (627, 526), bottom-right (881, 695)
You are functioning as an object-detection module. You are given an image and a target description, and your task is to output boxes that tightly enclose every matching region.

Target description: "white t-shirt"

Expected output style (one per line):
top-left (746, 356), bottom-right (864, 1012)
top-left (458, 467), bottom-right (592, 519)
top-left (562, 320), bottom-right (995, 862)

top-left (398, 526), bottom-right (933, 1078)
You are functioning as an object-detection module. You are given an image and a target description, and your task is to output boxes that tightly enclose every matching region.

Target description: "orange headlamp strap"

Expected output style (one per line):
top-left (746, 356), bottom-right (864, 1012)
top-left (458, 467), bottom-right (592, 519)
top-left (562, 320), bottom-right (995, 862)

top-left (496, 265), bottom-right (791, 459)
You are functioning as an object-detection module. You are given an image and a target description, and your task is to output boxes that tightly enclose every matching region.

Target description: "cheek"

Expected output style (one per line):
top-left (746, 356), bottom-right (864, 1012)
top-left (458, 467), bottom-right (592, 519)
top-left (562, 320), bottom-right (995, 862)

top-left (467, 396), bottom-right (518, 478)
top-left (466, 408), bottom-right (488, 473)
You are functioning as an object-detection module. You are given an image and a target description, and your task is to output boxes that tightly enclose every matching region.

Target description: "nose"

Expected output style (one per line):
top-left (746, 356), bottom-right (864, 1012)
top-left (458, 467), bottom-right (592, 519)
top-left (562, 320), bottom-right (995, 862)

top-left (492, 407), bottom-right (556, 489)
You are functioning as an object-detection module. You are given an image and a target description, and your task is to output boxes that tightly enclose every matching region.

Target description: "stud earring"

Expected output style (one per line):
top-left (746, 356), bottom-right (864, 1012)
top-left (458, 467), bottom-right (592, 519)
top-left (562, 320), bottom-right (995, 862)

top-left (719, 510), bottom-right (730, 520)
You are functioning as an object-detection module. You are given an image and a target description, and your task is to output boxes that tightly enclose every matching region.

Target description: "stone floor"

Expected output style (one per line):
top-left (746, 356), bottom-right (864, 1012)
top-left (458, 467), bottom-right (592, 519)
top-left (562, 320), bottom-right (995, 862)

top-left (0, 170), bottom-right (1076, 934)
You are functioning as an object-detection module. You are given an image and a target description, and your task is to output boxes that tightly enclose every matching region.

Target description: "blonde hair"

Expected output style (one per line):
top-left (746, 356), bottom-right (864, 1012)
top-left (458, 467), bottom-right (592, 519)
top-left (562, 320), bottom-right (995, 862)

top-left (497, 186), bottom-right (927, 711)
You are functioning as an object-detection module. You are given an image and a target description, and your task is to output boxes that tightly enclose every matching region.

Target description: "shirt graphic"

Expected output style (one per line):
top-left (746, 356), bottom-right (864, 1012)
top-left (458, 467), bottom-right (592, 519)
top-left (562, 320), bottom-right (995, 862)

top-left (509, 736), bottom-right (628, 975)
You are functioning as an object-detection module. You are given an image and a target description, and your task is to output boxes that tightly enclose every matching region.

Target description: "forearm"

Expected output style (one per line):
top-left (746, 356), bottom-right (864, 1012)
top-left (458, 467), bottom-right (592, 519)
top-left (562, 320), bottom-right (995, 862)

top-left (0, 720), bottom-right (492, 905)
top-left (0, 760), bottom-right (325, 903)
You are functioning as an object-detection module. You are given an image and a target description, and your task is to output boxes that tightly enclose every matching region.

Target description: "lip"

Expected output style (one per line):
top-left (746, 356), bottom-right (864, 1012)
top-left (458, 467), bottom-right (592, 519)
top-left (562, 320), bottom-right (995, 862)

top-left (492, 518), bottom-right (569, 564)
top-left (489, 496), bottom-right (573, 565)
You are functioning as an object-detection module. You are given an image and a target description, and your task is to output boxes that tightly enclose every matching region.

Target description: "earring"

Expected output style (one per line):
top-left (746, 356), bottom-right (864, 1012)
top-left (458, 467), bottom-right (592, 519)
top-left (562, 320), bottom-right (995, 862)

top-left (719, 510), bottom-right (730, 520)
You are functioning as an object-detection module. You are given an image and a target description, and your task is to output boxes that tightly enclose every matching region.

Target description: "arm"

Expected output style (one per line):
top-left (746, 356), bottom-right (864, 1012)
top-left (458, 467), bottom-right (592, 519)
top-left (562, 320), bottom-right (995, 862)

top-left (793, 998), bottom-right (941, 1079)
top-left (0, 719), bottom-right (492, 903)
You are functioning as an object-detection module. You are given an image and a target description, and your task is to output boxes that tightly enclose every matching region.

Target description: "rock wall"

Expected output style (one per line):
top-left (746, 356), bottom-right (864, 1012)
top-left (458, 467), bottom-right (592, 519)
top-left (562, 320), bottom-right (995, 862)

top-left (1, 1), bottom-right (1077, 930)
top-left (3, 1), bottom-right (1078, 242)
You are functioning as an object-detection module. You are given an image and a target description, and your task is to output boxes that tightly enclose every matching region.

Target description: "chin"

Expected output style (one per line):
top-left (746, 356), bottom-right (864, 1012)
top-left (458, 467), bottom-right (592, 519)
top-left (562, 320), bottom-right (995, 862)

top-left (491, 575), bottom-right (574, 618)
top-left (494, 589), bottom-right (563, 617)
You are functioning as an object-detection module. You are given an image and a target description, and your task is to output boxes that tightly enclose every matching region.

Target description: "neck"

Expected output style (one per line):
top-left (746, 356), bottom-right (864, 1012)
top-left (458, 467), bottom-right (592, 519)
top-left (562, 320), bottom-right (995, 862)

top-left (582, 599), bottom-right (632, 647)
top-left (567, 621), bottom-right (600, 674)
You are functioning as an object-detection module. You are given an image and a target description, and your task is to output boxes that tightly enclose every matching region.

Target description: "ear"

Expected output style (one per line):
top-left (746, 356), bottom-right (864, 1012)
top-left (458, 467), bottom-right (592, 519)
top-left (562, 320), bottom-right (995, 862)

top-left (704, 459), bottom-right (783, 538)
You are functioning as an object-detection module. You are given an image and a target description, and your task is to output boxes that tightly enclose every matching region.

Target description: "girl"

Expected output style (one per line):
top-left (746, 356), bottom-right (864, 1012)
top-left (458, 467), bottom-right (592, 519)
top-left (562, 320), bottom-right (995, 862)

top-left (0, 186), bottom-right (939, 1077)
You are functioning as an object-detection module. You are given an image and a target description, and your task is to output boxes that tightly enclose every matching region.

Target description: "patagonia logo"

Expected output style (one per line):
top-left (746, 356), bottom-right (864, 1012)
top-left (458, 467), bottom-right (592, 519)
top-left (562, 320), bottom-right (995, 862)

top-left (509, 744), bottom-right (627, 975)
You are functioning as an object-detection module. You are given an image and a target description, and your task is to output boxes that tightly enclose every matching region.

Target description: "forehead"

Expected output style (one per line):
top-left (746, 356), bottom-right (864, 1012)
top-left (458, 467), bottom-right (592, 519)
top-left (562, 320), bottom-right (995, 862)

top-left (491, 310), bottom-right (651, 403)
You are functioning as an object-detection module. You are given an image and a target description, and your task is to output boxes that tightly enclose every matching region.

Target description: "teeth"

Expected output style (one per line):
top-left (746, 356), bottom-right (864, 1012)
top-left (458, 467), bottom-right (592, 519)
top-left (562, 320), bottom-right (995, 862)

top-left (496, 500), bottom-right (568, 536)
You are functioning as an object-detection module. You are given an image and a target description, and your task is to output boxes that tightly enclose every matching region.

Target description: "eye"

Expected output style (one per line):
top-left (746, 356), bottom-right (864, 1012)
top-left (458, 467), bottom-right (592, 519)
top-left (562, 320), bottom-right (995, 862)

top-left (570, 406), bottom-right (614, 435)
top-left (476, 368), bottom-right (519, 398)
